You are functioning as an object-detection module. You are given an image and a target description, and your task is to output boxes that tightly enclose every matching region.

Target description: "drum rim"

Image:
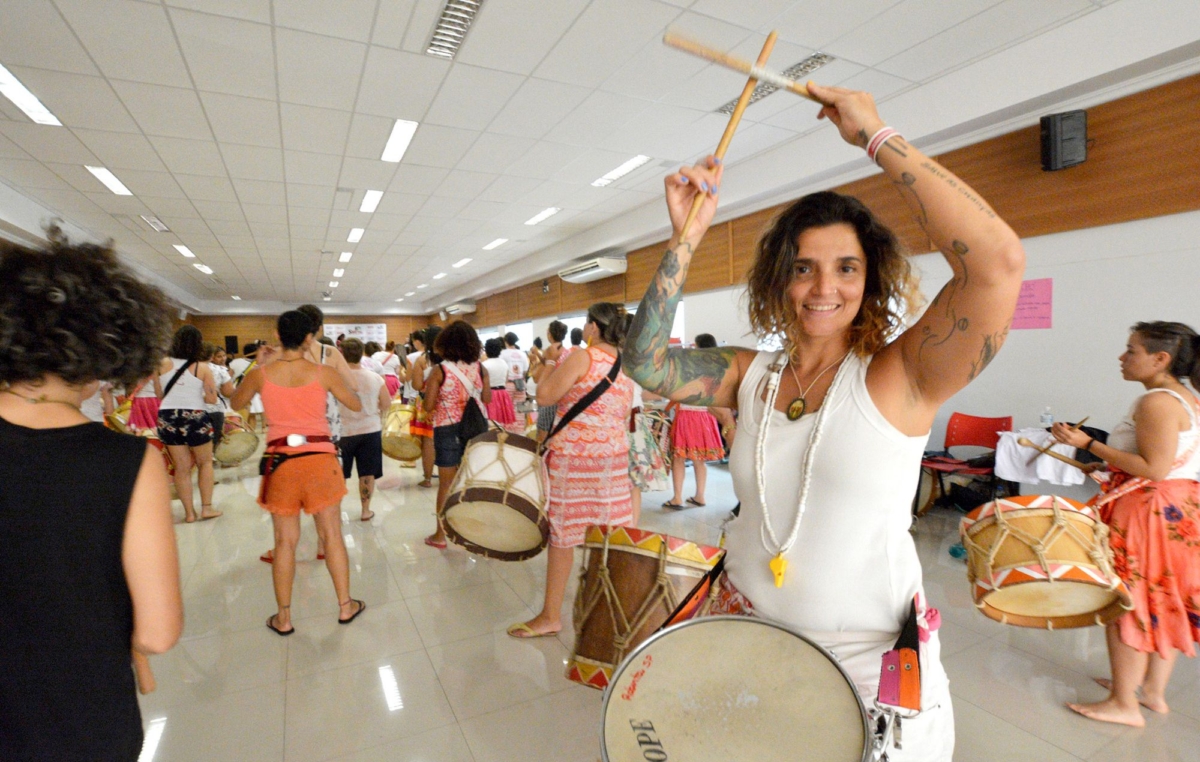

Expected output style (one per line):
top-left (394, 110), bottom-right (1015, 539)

top-left (598, 615), bottom-right (872, 762)
top-left (443, 486), bottom-right (549, 561)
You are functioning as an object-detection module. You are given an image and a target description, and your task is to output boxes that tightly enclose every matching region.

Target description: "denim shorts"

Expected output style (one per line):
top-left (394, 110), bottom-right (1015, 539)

top-left (433, 422), bottom-right (465, 468)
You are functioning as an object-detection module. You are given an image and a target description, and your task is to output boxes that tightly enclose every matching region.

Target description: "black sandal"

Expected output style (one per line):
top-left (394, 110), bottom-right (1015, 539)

top-left (266, 613), bottom-right (294, 636)
top-left (338, 599), bottom-right (366, 625)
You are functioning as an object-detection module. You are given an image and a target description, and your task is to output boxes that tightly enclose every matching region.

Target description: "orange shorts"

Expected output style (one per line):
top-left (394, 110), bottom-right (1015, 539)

top-left (257, 452), bottom-right (347, 516)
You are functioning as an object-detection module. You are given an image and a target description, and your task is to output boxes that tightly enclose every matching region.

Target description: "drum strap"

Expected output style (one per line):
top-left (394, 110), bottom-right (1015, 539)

top-left (159, 361), bottom-right (193, 401)
top-left (543, 353), bottom-right (621, 448)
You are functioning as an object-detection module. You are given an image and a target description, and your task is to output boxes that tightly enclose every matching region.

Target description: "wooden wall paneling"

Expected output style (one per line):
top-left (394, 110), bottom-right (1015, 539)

top-left (682, 221), bottom-right (733, 294)
top-left (730, 204), bottom-right (784, 284)
top-left (190, 315), bottom-right (278, 350)
top-left (559, 274), bottom-right (626, 313)
top-left (487, 288), bottom-right (520, 326)
top-left (517, 277), bottom-right (561, 319)
top-left (622, 242), bottom-right (667, 305)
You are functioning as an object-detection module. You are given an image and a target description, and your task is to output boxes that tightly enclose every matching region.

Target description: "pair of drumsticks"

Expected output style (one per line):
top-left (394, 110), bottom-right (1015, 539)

top-left (1017, 417), bottom-right (1090, 470)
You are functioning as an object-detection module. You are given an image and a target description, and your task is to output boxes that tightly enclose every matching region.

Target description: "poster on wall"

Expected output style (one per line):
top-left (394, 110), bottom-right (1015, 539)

top-left (324, 323), bottom-right (387, 345)
top-left (1012, 278), bottom-right (1052, 329)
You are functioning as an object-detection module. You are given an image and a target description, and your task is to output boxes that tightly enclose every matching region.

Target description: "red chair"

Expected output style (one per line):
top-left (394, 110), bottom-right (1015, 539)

top-left (915, 413), bottom-right (1013, 516)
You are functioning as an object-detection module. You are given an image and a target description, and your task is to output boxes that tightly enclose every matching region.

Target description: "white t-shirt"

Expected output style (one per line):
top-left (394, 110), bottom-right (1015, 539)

top-left (228, 357), bottom-right (254, 384)
top-left (372, 351), bottom-right (402, 377)
top-left (360, 355), bottom-right (385, 375)
top-left (339, 368), bottom-right (386, 437)
top-left (482, 357), bottom-right (508, 389)
top-left (403, 351), bottom-right (422, 398)
top-left (500, 348), bottom-right (529, 382)
top-left (207, 363), bottom-right (231, 413)
top-left (158, 359), bottom-right (207, 411)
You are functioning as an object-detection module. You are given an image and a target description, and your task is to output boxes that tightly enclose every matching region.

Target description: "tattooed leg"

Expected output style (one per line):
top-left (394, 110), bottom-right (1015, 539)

top-left (359, 475), bottom-right (375, 520)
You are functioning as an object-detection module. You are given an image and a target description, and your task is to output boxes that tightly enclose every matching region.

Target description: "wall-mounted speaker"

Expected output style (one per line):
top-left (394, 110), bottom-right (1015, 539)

top-left (1040, 110), bottom-right (1087, 171)
top-left (224, 336), bottom-right (239, 356)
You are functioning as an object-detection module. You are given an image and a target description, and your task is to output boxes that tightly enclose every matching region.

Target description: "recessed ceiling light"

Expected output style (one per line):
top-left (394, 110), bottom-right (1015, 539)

top-left (592, 155), bottom-right (651, 187)
top-left (231, 295), bottom-right (241, 301)
top-left (140, 214), bottom-right (170, 232)
top-left (333, 268), bottom-right (345, 277)
top-left (394, 298), bottom-right (404, 302)
top-left (360, 190), bottom-right (383, 213)
top-left (347, 228), bottom-right (364, 243)
top-left (0, 63), bottom-right (62, 126)
top-left (193, 263), bottom-right (213, 275)
top-left (85, 166), bottom-right (132, 196)
top-left (323, 297), bottom-right (332, 301)
top-left (405, 291), bottom-right (415, 296)
top-left (339, 251), bottom-right (353, 263)
top-left (329, 281), bottom-right (339, 288)
top-left (173, 244), bottom-right (196, 258)
top-left (524, 207), bottom-right (560, 226)
top-left (426, 0), bottom-right (484, 60)
top-left (417, 284), bottom-right (428, 289)
top-left (432, 272), bottom-right (446, 280)
top-left (453, 257), bottom-right (473, 267)
top-left (482, 238), bottom-right (507, 250)
top-left (381, 119), bottom-right (419, 163)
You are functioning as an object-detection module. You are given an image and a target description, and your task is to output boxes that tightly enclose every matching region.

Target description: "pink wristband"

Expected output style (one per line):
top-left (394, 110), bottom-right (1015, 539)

top-left (866, 127), bottom-right (901, 164)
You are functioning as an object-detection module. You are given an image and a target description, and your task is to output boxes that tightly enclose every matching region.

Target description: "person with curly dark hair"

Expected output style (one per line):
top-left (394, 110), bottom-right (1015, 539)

top-left (154, 325), bottom-right (220, 522)
top-left (0, 236), bottom-right (183, 761)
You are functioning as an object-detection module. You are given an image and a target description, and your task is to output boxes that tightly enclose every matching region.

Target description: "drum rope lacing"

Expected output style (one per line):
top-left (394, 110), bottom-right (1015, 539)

top-left (453, 431), bottom-right (544, 508)
top-left (754, 350), bottom-right (852, 585)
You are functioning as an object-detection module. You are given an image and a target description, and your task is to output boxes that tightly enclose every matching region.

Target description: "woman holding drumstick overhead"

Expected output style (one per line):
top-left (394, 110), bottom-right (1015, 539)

top-left (624, 83), bottom-right (1025, 759)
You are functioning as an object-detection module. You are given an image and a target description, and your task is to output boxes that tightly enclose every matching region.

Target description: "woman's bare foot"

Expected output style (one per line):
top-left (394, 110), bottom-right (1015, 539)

top-left (1066, 698), bottom-right (1145, 727)
top-left (184, 513), bottom-right (197, 523)
top-left (200, 504), bottom-right (223, 520)
top-left (360, 510), bottom-right (375, 521)
top-left (418, 478), bottom-right (433, 488)
top-left (1093, 678), bottom-right (1170, 713)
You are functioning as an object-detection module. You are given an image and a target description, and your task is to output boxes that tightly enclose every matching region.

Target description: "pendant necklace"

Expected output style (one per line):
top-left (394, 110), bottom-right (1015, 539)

top-left (784, 352), bottom-right (848, 421)
top-left (1, 389), bottom-right (82, 411)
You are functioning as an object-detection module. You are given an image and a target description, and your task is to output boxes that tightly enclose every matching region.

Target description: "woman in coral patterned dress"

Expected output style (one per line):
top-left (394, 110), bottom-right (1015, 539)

top-left (1052, 321), bottom-right (1200, 727)
top-left (507, 302), bottom-right (634, 638)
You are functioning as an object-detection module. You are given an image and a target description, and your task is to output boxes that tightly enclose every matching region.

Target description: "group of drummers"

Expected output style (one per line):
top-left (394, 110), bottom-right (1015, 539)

top-left (4, 83), bottom-right (1200, 762)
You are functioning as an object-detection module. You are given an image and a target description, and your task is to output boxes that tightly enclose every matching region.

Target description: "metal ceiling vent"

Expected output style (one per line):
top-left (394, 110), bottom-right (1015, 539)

top-left (426, 0), bottom-right (484, 60)
top-left (715, 53), bottom-right (835, 114)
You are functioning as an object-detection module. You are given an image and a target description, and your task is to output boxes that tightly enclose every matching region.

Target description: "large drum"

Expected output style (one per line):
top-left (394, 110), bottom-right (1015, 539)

top-left (104, 408), bottom-right (131, 434)
top-left (601, 617), bottom-right (872, 762)
top-left (568, 526), bottom-right (724, 690)
top-left (960, 494), bottom-right (1133, 629)
top-left (214, 411), bottom-right (259, 467)
top-left (382, 401), bottom-right (422, 462)
top-left (442, 430), bottom-right (548, 561)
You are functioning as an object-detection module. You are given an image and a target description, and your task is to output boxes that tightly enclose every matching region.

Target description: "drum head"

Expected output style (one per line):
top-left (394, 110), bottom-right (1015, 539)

top-left (601, 617), bottom-right (869, 762)
top-left (215, 431), bottom-right (259, 466)
top-left (984, 580), bottom-right (1122, 620)
top-left (443, 494), bottom-right (547, 560)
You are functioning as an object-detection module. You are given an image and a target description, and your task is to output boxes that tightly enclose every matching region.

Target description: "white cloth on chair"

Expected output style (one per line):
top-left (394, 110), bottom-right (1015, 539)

top-left (995, 429), bottom-right (1085, 486)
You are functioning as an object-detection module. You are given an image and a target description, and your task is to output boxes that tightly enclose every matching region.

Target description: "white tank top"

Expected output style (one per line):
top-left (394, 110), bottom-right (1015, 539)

top-left (158, 359), bottom-right (206, 411)
top-left (1106, 388), bottom-right (1200, 480)
top-left (725, 351), bottom-right (930, 636)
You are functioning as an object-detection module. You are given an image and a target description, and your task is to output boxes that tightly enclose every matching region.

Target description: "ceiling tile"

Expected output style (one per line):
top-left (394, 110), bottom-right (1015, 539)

top-left (455, 0), bottom-right (591, 75)
top-left (285, 183), bottom-right (336, 209)
top-left (8, 68), bottom-right (140, 133)
top-left (283, 150), bottom-right (342, 186)
top-left (0, 122), bottom-right (99, 164)
top-left (423, 65), bottom-right (526, 130)
top-left (171, 9), bottom-right (277, 100)
top-left (71, 130), bottom-right (166, 172)
top-left (434, 170), bottom-right (498, 200)
top-left (173, 173), bottom-right (239, 202)
top-left (148, 136), bottom-right (227, 176)
top-left (767, 0), bottom-right (898, 51)
top-left (837, 68), bottom-right (917, 103)
top-left (373, 191), bottom-right (426, 216)
top-left (534, 0), bottom-right (682, 88)
top-left (551, 147), bottom-right (641, 185)
top-left (56, 0), bottom-right (192, 87)
top-left (824, 0), bottom-right (1002, 67)
top-left (152, 214), bottom-right (207, 232)
top-left (110, 169), bottom-right (189, 199)
top-left (457, 199), bottom-right (508, 221)
top-left (280, 103), bottom-right (352, 154)
top-left (338, 157), bottom-right (399, 190)
top-left (542, 90), bottom-right (652, 148)
top-left (0, 158), bottom-right (72, 189)
top-left (165, 0), bottom-right (271, 24)
top-left (242, 202), bottom-right (289, 224)
top-left (0, 0), bottom-right (99, 75)
top-left (82, 190), bottom-right (148, 214)
top-left (365, 213), bottom-right (411, 232)
top-left (477, 174), bottom-right (543, 203)
top-left (401, 124), bottom-right (481, 168)
top-left (687, 0), bottom-right (794, 29)
top-left (200, 92), bottom-right (282, 148)
top-left (369, 0), bottom-right (418, 49)
top-left (356, 46), bottom-right (450, 119)
top-left (141, 197), bottom-right (201, 218)
top-left (221, 144), bottom-right (285, 182)
top-left (274, 0), bottom-right (377, 41)
top-left (400, 0), bottom-right (443, 54)
top-left (598, 102), bottom-right (709, 157)
top-left (487, 79), bottom-right (593, 140)
top-left (506, 140), bottom-right (586, 180)
top-left (275, 28), bottom-right (367, 111)
top-left (112, 82), bottom-right (212, 140)
top-left (387, 164), bottom-right (448, 194)
top-left (344, 113), bottom-right (397, 160)
top-left (719, 121), bottom-right (797, 163)
top-left (455, 132), bottom-right (536, 173)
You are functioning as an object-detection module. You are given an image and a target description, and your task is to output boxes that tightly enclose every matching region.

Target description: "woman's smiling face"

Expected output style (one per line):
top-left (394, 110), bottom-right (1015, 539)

top-left (786, 223), bottom-right (867, 340)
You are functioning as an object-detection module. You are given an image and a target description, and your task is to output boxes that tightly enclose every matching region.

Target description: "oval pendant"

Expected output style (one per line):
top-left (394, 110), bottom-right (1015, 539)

top-left (786, 397), bottom-right (806, 421)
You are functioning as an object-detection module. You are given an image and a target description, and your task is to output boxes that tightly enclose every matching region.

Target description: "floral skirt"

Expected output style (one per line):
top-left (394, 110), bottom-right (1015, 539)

top-left (628, 411), bottom-right (669, 492)
top-left (1100, 478), bottom-right (1200, 657)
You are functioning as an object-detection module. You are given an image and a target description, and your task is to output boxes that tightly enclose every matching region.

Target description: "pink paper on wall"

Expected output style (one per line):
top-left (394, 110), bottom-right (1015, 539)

top-left (1012, 278), bottom-right (1052, 329)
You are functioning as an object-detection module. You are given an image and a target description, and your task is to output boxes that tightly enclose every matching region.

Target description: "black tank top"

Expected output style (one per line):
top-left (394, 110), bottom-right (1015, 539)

top-left (0, 416), bottom-right (149, 761)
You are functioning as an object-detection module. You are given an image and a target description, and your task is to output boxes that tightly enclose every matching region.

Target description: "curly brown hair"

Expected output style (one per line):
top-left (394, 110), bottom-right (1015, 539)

top-left (434, 320), bottom-right (481, 363)
top-left (0, 234), bottom-right (173, 387)
top-left (745, 191), bottom-right (921, 356)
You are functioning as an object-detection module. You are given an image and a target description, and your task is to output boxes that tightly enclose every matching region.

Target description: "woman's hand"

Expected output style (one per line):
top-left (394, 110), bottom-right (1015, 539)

top-left (256, 344), bottom-right (279, 366)
top-left (1050, 422), bottom-right (1093, 449)
top-left (665, 155), bottom-right (723, 245)
top-left (806, 82), bottom-right (885, 149)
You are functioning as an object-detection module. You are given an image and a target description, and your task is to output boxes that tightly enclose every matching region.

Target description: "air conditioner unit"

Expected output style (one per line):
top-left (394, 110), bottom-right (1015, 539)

top-left (444, 300), bottom-right (476, 315)
top-left (558, 256), bottom-right (627, 284)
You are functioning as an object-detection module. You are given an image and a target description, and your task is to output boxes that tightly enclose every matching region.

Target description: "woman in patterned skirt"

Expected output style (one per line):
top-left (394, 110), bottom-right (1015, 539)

top-left (507, 303), bottom-right (634, 638)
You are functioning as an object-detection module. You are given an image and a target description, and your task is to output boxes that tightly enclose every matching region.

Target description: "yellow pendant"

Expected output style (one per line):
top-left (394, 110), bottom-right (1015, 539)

top-left (786, 397), bottom-right (806, 421)
top-left (769, 553), bottom-right (788, 587)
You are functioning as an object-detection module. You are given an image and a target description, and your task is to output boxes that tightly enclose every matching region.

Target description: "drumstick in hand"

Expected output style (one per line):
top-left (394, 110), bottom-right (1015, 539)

top-left (1017, 437), bottom-right (1089, 470)
top-left (132, 650), bottom-right (156, 694)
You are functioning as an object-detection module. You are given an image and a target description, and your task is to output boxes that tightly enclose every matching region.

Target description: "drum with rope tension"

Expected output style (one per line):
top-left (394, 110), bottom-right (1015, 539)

top-left (381, 400), bottom-right (423, 462)
top-left (214, 411), bottom-right (259, 467)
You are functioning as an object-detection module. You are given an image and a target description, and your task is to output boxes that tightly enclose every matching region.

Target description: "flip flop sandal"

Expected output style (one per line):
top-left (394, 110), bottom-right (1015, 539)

top-left (506, 622), bottom-right (560, 639)
top-left (662, 501), bottom-right (685, 509)
top-left (423, 536), bottom-right (447, 549)
top-left (686, 497), bottom-right (706, 507)
top-left (266, 615), bottom-right (294, 636)
top-left (338, 599), bottom-right (366, 625)
top-left (360, 512), bottom-right (375, 521)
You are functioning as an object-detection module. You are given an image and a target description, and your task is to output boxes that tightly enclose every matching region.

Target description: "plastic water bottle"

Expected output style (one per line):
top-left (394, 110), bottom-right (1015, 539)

top-left (1040, 407), bottom-right (1054, 427)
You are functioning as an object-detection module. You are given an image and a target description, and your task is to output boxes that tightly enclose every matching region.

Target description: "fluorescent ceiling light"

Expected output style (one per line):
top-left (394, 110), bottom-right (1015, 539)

top-left (524, 207), bottom-right (560, 226)
top-left (173, 245), bottom-right (195, 258)
top-left (360, 189), bottom-right (383, 213)
top-left (394, 297), bottom-right (404, 302)
top-left (193, 263), bottom-right (213, 275)
top-left (416, 283), bottom-right (428, 289)
top-left (482, 238), bottom-right (506, 250)
top-left (381, 119), bottom-right (419, 163)
top-left (432, 272), bottom-right (446, 280)
top-left (323, 296), bottom-right (331, 301)
top-left (141, 215), bottom-right (170, 232)
top-left (329, 281), bottom-right (339, 288)
top-left (85, 166), bottom-right (132, 196)
top-left (0, 63), bottom-right (62, 126)
top-left (715, 53), bottom-right (834, 115)
top-left (333, 268), bottom-right (344, 277)
top-left (339, 251), bottom-right (353, 263)
top-left (592, 155), bottom-right (651, 187)
top-left (426, 0), bottom-right (484, 60)
top-left (231, 295), bottom-right (241, 301)
top-left (347, 228), bottom-right (364, 243)
top-left (405, 291), bottom-right (415, 296)
top-left (453, 257), bottom-right (472, 267)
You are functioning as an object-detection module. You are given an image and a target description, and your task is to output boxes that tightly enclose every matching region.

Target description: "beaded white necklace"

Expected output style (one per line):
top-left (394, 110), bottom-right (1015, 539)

top-left (755, 349), bottom-right (852, 587)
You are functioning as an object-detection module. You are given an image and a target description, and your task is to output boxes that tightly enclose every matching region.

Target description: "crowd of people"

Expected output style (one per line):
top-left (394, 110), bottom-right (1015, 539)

top-left (2, 82), bottom-right (1198, 762)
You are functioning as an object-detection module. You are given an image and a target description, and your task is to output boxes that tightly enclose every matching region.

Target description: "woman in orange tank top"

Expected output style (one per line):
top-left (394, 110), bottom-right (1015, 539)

top-left (230, 310), bottom-right (366, 635)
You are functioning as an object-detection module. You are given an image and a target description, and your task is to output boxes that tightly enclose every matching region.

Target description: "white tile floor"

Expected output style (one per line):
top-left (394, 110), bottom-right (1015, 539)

top-left (138, 457), bottom-right (1200, 761)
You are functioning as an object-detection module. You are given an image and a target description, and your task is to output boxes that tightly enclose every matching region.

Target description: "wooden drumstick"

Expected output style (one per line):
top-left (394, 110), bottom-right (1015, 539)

top-left (675, 31), bottom-right (778, 241)
top-left (1017, 437), bottom-right (1089, 470)
top-left (132, 649), bottom-right (156, 694)
top-left (663, 32), bottom-right (817, 103)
